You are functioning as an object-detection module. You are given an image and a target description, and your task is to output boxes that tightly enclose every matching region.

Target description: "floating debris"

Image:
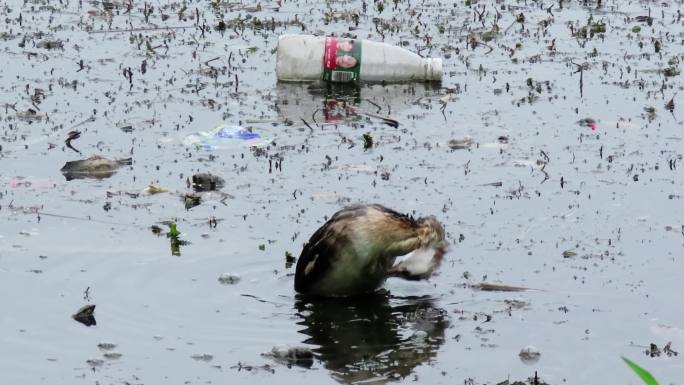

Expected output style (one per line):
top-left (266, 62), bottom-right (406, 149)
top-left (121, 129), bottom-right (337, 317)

top-left (263, 345), bottom-right (314, 368)
top-left (562, 250), bottom-right (577, 258)
top-left (191, 173), bottom-right (225, 192)
top-left (183, 193), bottom-right (202, 209)
top-left (495, 374), bottom-right (549, 385)
top-left (217, 273), bottom-right (241, 285)
top-left (103, 352), bottom-right (122, 360)
top-left (362, 132), bottom-right (373, 150)
top-left (472, 283), bottom-right (533, 292)
top-left (142, 184), bottom-right (167, 195)
top-left (519, 346), bottom-right (541, 365)
top-left (65, 130), bottom-right (81, 154)
top-left (448, 136), bottom-right (473, 150)
top-left (72, 304), bottom-right (96, 327)
top-left (577, 117), bottom-right (597, 131)
top-left (9, 176), bottom-right (54, 190)
top-left (190, 353), bottom-right (213, 362)
top-left (285, 251), bottom-right (296, 268)
top-left (183, 124), bottom-right (269, 150)
top-left (16, 109), bottom-right (47, 122)
top-left (645, 342), bottom-right (678, 358)
top-left (60, 156), bottom-right (132, 181)
top-left (97, 342), bottom-right (117, 351)
top-left (36, 39), bottom-right (64, 49)
top-left (86, 358), bottom-right (104, 368)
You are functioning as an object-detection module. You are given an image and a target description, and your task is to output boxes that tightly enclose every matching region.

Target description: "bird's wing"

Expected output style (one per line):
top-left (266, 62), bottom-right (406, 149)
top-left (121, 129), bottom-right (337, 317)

top-left (294, 221), bottom-right (348, 294)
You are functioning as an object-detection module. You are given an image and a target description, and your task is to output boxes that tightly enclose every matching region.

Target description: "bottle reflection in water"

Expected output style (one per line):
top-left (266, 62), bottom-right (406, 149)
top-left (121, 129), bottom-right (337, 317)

top-left (274, 82), bottom-right (441, 126)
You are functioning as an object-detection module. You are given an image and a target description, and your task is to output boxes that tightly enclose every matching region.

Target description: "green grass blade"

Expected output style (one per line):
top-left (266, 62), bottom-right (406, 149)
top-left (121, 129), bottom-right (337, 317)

top-left (622, 356), bottom-right (660, 385)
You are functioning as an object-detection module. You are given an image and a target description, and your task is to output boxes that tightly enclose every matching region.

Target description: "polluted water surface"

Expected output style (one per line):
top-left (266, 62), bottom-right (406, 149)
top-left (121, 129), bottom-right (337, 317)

top-left (0, 1), bottom-right (683, 385)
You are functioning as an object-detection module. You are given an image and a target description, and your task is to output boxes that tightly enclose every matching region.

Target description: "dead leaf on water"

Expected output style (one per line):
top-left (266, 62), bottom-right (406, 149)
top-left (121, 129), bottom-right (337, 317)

top-left (472, 282), bottom-right (535, 292)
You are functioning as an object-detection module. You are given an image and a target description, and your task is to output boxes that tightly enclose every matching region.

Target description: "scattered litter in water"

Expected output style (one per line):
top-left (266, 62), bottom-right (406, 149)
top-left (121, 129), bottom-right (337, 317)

top-left (2, 0), bottom-right (683, 383)
top-left (183, 125), bottom-right (270, 150)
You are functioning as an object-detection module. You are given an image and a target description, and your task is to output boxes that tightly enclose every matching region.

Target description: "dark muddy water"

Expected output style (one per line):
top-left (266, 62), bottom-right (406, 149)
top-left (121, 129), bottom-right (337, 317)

top-left (1, 0), bottom-right (683, 384)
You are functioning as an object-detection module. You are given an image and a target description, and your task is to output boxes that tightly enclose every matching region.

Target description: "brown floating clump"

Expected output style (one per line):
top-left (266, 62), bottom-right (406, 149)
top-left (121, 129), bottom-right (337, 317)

top-left (60, 156), bottom-right (132, 181)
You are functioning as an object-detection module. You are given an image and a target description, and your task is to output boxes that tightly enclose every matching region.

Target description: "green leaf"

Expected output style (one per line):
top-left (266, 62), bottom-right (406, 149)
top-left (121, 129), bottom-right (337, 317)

top-left (622, 356), bottom-right (660, 385)
top-left (167, 223), bottom-right (180, 238)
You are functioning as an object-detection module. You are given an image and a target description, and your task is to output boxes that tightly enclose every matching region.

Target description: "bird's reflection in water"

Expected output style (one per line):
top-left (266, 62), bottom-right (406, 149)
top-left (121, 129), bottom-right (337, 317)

top-left (294, 291), bottom-right (449, 384)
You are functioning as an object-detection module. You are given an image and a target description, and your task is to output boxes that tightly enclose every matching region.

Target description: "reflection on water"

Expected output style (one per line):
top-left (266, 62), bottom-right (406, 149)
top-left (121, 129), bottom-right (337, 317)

top-left (274, 82), bottom-right (442, 126)
top-left (295, 292), bottom-right (449, 384)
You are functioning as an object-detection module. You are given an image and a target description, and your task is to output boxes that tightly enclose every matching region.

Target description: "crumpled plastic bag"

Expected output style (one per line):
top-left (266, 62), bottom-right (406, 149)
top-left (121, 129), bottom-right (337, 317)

top-left (183, 124), bottom-right (270, 150)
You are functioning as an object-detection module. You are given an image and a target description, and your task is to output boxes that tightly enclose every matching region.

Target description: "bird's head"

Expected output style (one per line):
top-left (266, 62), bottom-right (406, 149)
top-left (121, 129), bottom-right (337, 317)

top-left (416, 215), bottom-right (447, 252)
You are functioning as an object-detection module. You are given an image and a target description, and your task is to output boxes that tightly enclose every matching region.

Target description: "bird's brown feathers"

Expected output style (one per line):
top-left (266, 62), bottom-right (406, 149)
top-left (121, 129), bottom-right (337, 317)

top-left (294, 204), bottom-right (446, 296)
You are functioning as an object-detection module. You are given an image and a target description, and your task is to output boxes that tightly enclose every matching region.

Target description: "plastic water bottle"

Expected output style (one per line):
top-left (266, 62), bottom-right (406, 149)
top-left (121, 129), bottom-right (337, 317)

top-left (276, 35), bottom-right (442, 83)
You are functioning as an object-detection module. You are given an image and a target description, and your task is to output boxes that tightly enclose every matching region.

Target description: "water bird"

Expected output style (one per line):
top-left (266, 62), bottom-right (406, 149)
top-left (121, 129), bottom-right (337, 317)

top-left (294, 204), bottom-right (447, 297)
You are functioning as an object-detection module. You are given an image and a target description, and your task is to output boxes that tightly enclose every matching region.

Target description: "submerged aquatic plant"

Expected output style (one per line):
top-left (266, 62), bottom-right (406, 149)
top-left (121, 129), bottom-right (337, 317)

top-left (166, 223), bottom-right (189, 256)
top-left (622, 357), bottom-right (660, 385)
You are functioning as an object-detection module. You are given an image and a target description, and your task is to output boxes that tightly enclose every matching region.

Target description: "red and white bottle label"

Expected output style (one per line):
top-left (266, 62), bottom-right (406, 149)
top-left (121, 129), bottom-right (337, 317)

top-left (322, 37), bottom-right (361, 83)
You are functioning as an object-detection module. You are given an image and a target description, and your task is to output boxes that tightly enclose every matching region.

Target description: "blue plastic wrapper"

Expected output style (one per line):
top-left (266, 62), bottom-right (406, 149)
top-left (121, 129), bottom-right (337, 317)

top-left (183, 124), bottom-right (269, 150)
